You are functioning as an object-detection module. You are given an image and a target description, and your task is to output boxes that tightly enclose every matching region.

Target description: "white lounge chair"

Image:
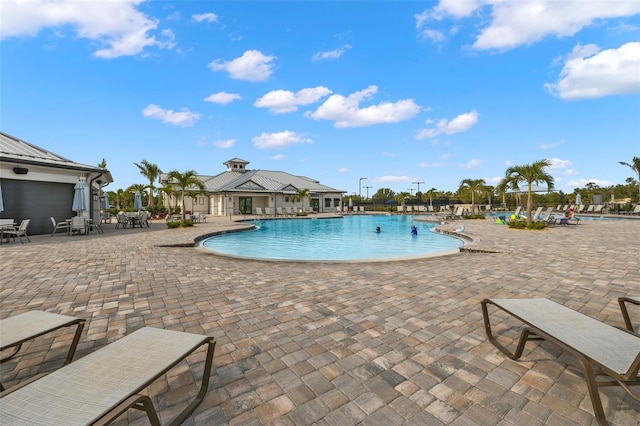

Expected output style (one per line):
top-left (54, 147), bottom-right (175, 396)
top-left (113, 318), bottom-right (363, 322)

top-left (531, 206), bottom-right (544, 221)
top-left (50, 217), bottom-right (70, 237)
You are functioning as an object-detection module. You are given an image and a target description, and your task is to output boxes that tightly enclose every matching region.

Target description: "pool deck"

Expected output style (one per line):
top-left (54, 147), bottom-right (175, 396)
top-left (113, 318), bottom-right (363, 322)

top-left (1, 214), bottom-right (639, 425)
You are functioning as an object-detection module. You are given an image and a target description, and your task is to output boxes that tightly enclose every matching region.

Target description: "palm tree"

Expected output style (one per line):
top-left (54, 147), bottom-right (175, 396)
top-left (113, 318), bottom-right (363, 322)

top-left (158, 184), bottom-right (176, 213)
top-left (619, 157), bottom-right (640, 196)
top-left (495, 180), bottom-right (508, 209)
top-left (425, 188), bottom-right (437, 206)
top-left (166, 170), bottom-right (204, 220)
top-left (134, 160), bottom-right (162, 208)
top-left (292, 188), bottom-right (310, 213)
top-left (127, 183), bottom-right (148, 209)
top-left (458, 178), bottom-right (486, 214)
top-left (501, 159), bottom-right (554, 225)
top-left (113, 189), bottom-right (126, 210)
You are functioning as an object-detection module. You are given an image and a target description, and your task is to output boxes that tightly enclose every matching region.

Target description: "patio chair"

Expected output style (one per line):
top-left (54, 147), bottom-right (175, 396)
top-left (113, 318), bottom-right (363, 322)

top-left (0, 327), bottom-right (215, 426)
top-left (115, 213), bottom-right (128, 229)
top-left (3, 219), bottom-right (31, 243)
top-left (530, 206), bottom-right (544, 221)
top-left (70, 216), bottom-right (86, 235)
top-left (536, 207), bottom-right (554, 223)
top-left (481, 298), bottom-right (640, 425)
top-left (452, 206), bottom-right (465, 220)
top-left (619, 296), bottom-right (640, 333)
top-left (0, 311), bottom-right (85, 391)
top-left (198, 213), bottom-right (207, 222)
top-left (50, 217), bottom-right (70, 236)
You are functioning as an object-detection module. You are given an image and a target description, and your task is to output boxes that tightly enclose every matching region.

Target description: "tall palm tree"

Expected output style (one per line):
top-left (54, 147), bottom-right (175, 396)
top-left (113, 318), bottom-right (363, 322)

top-left (158, 184), bottom-right (176, 212)
top-left (619, 156), bottom-right (640, 196)
top-left (134, 160), bottom-right (162, 208)
top-left (425, 188), bottom-right (437, 206)
top-left (501, 159), bottom-right (554, 225)
top-left (495, 180), bottom-right (508, 209)
top-left (292, 188), bottom-right (310, 213)
top-left (166, 170), bottom-right (204, 220)
top-left (458, 178), bottom-right (486, 214)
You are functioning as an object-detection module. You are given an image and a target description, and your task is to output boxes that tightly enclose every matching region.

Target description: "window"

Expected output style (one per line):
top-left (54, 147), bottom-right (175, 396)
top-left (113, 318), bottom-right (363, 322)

top-left (285, 196), bottom-right (290, 202)
top-left (334, 198), bottom-right (341, 207)
top-left (325, 198), bottom-right (332, 208)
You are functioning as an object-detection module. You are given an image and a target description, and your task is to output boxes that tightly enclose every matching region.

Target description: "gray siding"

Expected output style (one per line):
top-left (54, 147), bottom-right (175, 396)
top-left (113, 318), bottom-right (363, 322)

top-left (1, 180), bottom-right (74, 235)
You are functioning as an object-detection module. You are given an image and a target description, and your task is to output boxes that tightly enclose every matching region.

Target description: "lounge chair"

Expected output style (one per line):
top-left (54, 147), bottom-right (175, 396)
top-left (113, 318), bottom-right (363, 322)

top-left (481, 298), bottom-right (640, 425)
top-left (51, 217), bottom-right (71, 236)
top-left (255, 207), bottom-right (263, 216)
top-left (452, 205), bottom-right (465, 220)
top-left (0, 327), bottom-right (215, 426)
top-left (536, 207), bottom-right (554, 223)
top-left (619, 296), bottom-right (640, 333)
top-left (593, 204), bottom-right (604, 214)
top-left (628, 205), bottom-right (640, 216)
top-left (0, 311), bottom-right (85, 391)
top-left (585, 204), bottom-right (594, 213)
top-left (530, 206), bottom-right (543, 221)
top-left (2, 219), bottom-right (31, 243)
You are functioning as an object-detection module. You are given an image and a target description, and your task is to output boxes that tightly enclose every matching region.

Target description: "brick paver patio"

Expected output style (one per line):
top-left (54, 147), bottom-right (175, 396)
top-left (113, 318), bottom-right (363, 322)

top-left (1, 214), bottom-right (639, 425)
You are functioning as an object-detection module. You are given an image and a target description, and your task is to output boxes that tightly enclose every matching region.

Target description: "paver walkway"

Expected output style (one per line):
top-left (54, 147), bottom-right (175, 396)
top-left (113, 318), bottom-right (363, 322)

top-left (1, 215), bottom-right (639, 425)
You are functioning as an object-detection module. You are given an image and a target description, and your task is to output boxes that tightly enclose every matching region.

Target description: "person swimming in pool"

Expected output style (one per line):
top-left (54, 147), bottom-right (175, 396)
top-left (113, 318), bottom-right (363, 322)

top-left (376, 226), bottom-right (381, 233)
top-left (411, 225), bottom-right (418, 235)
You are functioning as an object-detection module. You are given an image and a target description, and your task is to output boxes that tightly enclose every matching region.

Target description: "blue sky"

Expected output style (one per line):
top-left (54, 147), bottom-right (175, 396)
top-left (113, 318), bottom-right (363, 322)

top-left (1, 1), bottom-right (639, 196)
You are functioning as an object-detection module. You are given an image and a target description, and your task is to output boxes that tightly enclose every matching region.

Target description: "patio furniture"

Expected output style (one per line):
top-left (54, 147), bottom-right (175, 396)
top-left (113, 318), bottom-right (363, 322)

top-left (2, 219), bottom-right (31, 243)
top-left (481, 298), bottom-right (640, 425)
top-left (70, 216), bottom-right (86, 235)
top-left (0, 218), bottom-right (16, 243)
top-left (0, 311), bottom-right (85, 391)
top-left (115, 213), bottom-right (128, 228)
top-left (50, 216), bottom-right (71, 236)
top-left (619, 296), bottom-right (640, 333)
top-left (0, 327), bottom-right (215, 426)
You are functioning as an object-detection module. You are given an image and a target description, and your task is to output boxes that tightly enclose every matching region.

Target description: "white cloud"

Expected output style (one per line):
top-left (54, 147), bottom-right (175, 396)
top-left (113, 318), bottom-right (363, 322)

top-left (192, 13), bottom-right (218, 23)
top-left (0, 0), bottom-right (171, 58)
top-left (307, 85), bottom-right (420, 128)
top-left (214, 139), bottom-right (236, 148)
top-left (254, 87), bottom-right (331, 114)
top-left (252, 130), bottom-right (312, 149)
top-left (382, 152), bottom-right (395, 157)
top-left (271, 154), bottom-right (285, 160)
top-left (141, 104), bottom-right (200, 126)
top-left (337, 167), bottom-right (350, 172)
top-left (204, 92), bottom-right (242, 104)
top-left (539, 139), bottom-right (565, 150)
top-left (567, 178), bottom-right (614, 187)
top-left (459, 159), bottom-right (483, 170)
top-left (415, 110), bottom-right (478, 140)
top-left (209, 50), bottom-right (276, 82)
top-left (547, 157), bottom-right (573, 170)
top-left (545, 42), bottom-right (640, 99)
top-left (415, 1), bottom-right (640, 51)
top-left (312, 44), bottom-right (351, 61)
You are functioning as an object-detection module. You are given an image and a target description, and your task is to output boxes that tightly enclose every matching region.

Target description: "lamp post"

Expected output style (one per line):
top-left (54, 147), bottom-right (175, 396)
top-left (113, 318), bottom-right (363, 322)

top-left (359, 177), bottom-right (368, 199)
top-left (364, 186), bottom-right (372, 199)
top-left (412, 181), bottom-right (424, 195)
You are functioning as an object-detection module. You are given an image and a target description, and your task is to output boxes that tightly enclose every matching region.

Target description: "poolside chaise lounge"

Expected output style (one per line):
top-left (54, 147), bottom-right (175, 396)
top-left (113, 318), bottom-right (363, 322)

top-left (619, 296), bottom-right (640, 333)
top-left (481, 298), bottom-right (640, 425)
top-left (0, 327), bottom-right (215, 426)
top-left (0, 311), bottom-right (85, 391)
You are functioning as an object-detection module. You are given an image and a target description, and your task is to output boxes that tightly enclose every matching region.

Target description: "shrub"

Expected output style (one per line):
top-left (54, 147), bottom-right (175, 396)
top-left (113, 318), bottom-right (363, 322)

top-left (462, 214), bottom-right (486, 220)
top-left (181, 219), bottom-right (194, 227)
top-left (167, 221), bottom-right (181, 228)
top-left (507, 220), bottom-right (546, 230)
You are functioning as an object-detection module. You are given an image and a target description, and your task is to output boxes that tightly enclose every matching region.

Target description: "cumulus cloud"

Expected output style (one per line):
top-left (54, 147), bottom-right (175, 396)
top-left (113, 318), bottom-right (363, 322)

top-left (214, 139), bottom-right (236, 148)
top-left (419, 162), bottom-right (448, 168)
top-left (254, 87), bottom-right (331, 114)
top-left (312, 44), bottom-right (352, 61)
top-left (252, 130), bottom-right (312, 149)
top-left (204, 91), bottom-right (242, 104)
top-left (545, 42), bottom-right (640, 99)
top-left (0, 0), bottom-right (173, 58)
top-left (375, 175), bottom-right (415, 183)
top-left (459, 158), bottom-right (483, 170)
top-left (546, 157), bottom-right (573, 170)
top-left (415, 1), bottom-right (640, 51)
top-left (415, 110), bottom-right (478, 140)
top-left (271, 154), bottom-right (285, 160)
top-left (306, 85), bottom-right (420, 128)
top-left (142, 104), bottom-right (200, 126)
top-left (337, 167), bottom-right (350, 172)
top-left (192, 13), bottom-right (218, 23)
top-left (209, 50), bottom-right (276, 82)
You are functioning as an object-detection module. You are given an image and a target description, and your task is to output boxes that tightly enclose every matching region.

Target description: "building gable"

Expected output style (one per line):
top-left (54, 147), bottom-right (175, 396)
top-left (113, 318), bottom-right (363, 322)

top-left (235, 180), bottom-right (265, 191)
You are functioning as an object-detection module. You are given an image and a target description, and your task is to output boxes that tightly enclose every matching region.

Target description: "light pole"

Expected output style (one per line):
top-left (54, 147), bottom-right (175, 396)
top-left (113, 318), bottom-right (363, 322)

top-left (359, 177), bottom-right (368, 199)
top-left (364, 186), bottom-right (372, 199)
top-left (413, 181), bottom-right (424, 195)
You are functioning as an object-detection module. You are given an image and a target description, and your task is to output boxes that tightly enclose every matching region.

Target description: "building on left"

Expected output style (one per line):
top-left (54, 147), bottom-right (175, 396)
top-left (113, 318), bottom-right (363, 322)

top-left (0, 131), bottom-right (113, 235)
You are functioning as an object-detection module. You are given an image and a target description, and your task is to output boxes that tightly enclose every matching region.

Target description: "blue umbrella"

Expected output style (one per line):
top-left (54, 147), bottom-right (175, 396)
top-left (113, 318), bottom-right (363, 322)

top-left (133, 191), bottom-right (143, 210)
top-left (72, 180), bottom-right (86, 213)
top-left (103, 193), bottom-right (110, 210)
top-left (576, 194), bottom-right (582, 205)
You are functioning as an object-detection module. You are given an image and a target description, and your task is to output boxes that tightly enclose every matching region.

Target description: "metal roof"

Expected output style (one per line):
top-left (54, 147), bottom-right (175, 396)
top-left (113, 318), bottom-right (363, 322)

top-left (0, 131), bottom-right (113, 181)
top-left (160, 167), bottom-right (344, 194)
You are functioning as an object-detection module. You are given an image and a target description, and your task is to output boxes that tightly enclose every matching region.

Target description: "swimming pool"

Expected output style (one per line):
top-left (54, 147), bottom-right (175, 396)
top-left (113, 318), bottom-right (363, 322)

top-left (199, 215), bottom-right (464, 262)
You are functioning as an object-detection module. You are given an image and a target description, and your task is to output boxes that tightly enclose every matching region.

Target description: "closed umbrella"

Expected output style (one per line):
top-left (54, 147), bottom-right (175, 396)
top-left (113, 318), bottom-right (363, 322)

top-left (103, 193), bottom-right (110, 210)
top-left (133, 191), bottom-right (143, 210)
top-left (576, 194), bottom-right (582, 205)
top-left (72, 181), bottom-right (87, 214)
top-left (0, 181), bottom-right (4, 212)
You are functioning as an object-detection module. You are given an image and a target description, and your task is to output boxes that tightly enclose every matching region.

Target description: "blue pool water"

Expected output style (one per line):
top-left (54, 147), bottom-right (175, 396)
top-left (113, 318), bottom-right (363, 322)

top-left (199, 215), bottom-right (464, 262)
